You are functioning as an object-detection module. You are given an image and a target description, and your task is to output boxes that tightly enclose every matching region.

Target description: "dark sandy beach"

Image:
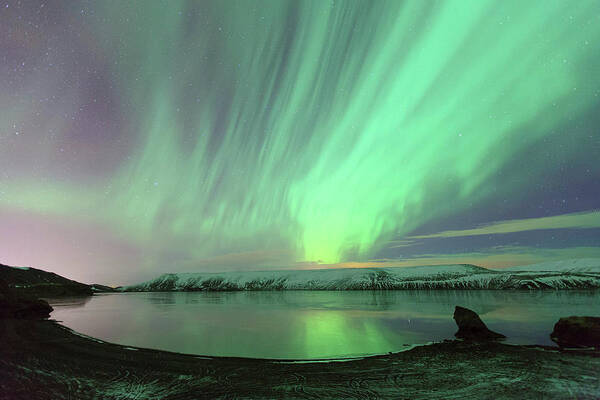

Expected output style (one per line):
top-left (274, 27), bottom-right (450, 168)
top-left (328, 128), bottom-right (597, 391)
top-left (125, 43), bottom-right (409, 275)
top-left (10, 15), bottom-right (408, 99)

top-left (1, 317), bottom-right (599, 399)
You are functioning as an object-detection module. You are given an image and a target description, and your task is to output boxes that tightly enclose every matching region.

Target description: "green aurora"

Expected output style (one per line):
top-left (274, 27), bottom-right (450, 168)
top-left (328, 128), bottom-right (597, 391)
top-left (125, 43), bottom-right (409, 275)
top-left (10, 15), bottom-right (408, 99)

top-left (1, 0), bottom-right (599, 282)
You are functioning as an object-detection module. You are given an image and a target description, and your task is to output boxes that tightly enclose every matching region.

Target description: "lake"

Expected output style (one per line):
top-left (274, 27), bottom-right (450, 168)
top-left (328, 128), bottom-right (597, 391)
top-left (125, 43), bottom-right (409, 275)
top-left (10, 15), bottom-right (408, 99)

top-left (48, 290), bottom-right (600, 359)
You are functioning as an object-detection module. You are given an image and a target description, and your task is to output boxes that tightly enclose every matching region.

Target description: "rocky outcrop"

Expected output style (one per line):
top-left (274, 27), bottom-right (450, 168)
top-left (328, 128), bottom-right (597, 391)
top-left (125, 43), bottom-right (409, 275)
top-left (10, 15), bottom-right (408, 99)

top-left (2, 297), bottom-right (53, 319)
top-left (0, 279), bottom-right (53, 319)
top-left (550, 316), bottom-right (600, 349)
top-left (453, 306), bottom-right (505, 340)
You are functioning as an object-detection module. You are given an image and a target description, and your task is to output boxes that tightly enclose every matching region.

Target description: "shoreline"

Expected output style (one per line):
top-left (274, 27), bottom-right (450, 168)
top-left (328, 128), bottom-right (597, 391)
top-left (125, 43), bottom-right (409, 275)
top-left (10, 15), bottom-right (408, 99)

top-left (1, 318), bottom-right (599, 399)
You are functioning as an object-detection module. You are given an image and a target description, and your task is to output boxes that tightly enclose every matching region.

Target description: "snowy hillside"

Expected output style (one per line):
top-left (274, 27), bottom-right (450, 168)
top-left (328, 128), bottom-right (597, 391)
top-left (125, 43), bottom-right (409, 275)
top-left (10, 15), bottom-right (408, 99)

top-left (503, 258), bottom-right (600, 274)
top-left (125, 260), bottom-right (600, 291)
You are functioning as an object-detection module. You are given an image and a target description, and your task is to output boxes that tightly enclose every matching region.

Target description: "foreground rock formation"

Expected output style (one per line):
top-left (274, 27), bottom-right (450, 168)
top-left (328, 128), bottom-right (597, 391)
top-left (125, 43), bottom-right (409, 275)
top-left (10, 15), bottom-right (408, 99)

top-left (453, 306), bottom-right (506, 340)
top-left (551, 316), bottom-right (600, 349)
top-left (0, 279), bottom-right (53, 319)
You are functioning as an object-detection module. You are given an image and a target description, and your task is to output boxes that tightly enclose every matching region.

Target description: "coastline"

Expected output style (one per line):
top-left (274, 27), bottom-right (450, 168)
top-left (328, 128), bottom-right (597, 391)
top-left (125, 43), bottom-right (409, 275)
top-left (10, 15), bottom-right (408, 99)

top-left (1, 317), bottom-right (599, 399)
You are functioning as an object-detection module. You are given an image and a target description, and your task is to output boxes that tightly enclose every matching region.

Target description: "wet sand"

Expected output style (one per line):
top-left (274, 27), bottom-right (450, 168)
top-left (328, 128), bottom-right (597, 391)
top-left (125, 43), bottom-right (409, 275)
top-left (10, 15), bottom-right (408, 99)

top-left (1, 318), bottom-right (599, 399)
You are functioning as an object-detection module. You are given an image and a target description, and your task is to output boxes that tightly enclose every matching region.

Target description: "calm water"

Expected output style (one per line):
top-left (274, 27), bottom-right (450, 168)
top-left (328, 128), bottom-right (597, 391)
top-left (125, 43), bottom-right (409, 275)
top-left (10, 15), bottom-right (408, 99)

top-left (48, 290), bottom-right (599, 359)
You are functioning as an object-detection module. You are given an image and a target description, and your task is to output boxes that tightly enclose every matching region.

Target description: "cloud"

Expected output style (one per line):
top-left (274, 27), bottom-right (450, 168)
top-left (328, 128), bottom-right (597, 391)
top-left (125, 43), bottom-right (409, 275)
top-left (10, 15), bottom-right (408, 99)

top-left (409, 210), bottom-right (600, 239)
top-left (395, 246), bottom-right (600, 268)
top-left (386, 239), bottom-right (420, 249)
top-left (334, 246), bottom-right (600, 269)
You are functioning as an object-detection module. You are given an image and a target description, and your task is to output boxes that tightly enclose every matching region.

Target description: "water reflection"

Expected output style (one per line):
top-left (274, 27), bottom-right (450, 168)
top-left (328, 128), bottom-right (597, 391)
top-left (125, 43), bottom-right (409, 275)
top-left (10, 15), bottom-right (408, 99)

top-left (48, 290), bottom-right (600, 359)
top-left (43, 296), bottom-right (92, 308)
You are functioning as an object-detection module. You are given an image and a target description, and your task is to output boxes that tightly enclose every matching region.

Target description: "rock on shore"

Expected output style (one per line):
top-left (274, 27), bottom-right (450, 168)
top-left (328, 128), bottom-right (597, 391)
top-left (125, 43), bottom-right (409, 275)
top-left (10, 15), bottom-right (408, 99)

top-left (550, 316), bottom-right (600, 348)
top-left (453, 306), bottom-right (506, 340)
top-left (0, 279), bottom-right (53, 319)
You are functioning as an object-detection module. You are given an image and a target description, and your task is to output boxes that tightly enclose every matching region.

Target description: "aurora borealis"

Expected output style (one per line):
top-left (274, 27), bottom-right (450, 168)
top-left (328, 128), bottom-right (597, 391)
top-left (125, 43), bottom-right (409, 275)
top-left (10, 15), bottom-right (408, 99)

top-left (1, 0), bottom-right (599, 284)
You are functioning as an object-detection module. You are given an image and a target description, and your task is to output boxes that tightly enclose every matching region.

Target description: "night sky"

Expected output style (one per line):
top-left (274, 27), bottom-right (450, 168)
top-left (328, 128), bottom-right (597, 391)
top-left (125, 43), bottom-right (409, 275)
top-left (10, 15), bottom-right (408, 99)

top-left (1, 0), bottom-right (599, 284)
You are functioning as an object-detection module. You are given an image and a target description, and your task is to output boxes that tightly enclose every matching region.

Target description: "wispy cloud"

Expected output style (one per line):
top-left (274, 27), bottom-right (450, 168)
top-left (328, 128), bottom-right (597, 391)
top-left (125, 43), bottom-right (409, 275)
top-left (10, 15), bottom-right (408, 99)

top-left (327, 246), bottom-right (600, 269)
top-left (409, 210), bottom-right (600, 239)
top-left (386, 239), bottom-right (419, 249)
top-left (157, 245), bottom-right (600, 274)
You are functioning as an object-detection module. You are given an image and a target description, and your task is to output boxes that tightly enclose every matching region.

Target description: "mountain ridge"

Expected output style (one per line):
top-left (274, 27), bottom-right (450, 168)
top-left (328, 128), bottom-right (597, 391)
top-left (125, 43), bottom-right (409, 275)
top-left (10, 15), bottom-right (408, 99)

top-left (125, 259), bottom-right (600, 291)
top-left (0, 263), bottom-right (93, 297)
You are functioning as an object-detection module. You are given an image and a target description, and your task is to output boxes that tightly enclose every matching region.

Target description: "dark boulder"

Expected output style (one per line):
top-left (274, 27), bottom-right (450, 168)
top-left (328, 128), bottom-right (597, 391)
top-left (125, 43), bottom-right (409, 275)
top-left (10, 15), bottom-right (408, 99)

top-left (2, 297), bottom-right (53, 319)
top-left (453, 306), bottom-right (505, 340)
top-left (550, 316), bottom-right (600, 349)
top-left (0, 278), bottom-right (53, 319)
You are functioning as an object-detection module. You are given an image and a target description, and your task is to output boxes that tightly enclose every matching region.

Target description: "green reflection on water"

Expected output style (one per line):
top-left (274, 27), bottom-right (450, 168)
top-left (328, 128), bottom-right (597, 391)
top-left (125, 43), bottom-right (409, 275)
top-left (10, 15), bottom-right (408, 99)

top-left (298, 310), bottom-right (397, 358)
top-left (48, 290), bottom-right (600, 359)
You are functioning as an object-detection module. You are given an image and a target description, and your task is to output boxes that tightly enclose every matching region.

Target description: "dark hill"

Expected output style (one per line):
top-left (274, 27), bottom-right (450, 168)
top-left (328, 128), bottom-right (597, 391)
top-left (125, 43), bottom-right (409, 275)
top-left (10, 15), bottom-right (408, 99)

top-left (0, 263), bottom-right (93, 297)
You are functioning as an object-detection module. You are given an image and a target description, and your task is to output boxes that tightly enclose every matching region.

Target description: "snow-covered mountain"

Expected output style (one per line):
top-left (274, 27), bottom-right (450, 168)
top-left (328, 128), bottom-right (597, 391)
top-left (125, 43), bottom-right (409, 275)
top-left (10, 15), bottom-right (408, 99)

top-left (124, 259), bottom-right (600, 291)
top-left (503, 258), bottom-right (600, 274)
